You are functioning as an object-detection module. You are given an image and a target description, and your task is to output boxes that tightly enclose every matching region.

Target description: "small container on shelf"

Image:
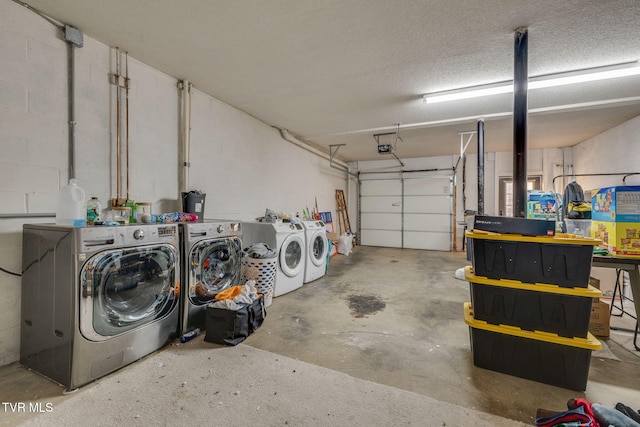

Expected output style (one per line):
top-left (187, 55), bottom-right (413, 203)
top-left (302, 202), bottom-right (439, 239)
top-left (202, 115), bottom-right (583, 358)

top-left (86, 197), bottom-right (102, 225)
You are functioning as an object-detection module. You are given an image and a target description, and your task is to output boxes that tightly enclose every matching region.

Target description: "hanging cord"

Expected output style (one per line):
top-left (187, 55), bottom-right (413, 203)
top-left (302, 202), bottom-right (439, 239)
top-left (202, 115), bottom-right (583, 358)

top-left (1, 266), bottom-right (21, 277)
top-left (392, 123), bottom-right (405, 168)
top-left (1, 235), bottom-right (69, 278)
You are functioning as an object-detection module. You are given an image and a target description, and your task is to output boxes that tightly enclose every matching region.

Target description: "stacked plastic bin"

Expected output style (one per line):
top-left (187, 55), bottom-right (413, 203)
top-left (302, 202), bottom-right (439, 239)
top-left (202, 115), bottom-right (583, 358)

top-left (464, 229), bottom-right (602, 391)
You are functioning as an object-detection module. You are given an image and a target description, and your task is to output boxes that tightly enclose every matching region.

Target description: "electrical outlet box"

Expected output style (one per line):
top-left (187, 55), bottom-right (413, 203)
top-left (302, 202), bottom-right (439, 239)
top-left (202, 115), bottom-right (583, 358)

top-left (377, 144), bottom-right (393, 154)
top-left (64, 25), bottom-right (83, 47)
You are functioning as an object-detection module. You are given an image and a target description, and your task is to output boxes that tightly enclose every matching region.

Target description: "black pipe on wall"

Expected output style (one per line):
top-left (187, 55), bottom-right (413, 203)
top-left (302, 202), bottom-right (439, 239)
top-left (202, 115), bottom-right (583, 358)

top-left (513, 27), bottom-right (528, 217)
top-left (477, 119), bottom-right (485, 215)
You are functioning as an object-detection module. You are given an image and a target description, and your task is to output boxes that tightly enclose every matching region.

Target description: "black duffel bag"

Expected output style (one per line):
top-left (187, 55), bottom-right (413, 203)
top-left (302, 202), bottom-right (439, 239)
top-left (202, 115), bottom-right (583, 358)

top-left (204, 295), bottom-right (266, 346)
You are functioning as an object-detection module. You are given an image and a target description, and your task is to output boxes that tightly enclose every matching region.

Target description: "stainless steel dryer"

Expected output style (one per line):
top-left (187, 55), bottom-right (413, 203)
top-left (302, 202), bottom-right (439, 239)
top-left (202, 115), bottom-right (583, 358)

top-left (20, 223), bottom-right (180, 390)
top-left (179, 220), bottom-right (242, 335)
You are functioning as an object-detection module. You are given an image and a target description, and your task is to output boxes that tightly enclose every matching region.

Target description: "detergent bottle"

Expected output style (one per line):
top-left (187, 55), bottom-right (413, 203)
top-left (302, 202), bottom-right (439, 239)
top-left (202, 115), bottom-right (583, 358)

top-left (86, 197), bottom-right (102, 225)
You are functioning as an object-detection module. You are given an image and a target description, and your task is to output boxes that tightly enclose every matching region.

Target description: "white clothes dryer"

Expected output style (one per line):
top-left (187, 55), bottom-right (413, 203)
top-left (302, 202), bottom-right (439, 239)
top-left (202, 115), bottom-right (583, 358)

top-left (302, 220), bottom-right (328, 283)
top-left (242, 221), bottom-right (306, 297)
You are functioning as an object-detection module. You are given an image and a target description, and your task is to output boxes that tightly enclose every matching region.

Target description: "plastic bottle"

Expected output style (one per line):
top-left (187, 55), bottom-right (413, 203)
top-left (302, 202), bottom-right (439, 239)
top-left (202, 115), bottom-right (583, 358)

top-left (180, 328), bottom-right (200, 343)
top-left (86, 197), bottom-right (102, 225)
top-left (56, 179), bottom-right (86, 227)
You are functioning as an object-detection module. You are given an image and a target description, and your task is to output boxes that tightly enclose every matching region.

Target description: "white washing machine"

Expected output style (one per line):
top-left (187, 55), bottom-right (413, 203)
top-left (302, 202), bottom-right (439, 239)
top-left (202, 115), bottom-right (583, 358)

top-left (179, 220), bottom-right (242, 335)
top-left (21, 223), bottom-right (180, 390)
top-left (302, 220), bottom-right (328, 283)
top-left (241, 221), bottom-right (305, 297)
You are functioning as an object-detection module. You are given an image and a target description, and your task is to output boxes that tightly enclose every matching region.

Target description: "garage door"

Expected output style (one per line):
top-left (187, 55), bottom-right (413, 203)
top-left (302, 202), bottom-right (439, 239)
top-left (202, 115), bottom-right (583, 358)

top-left (359, 175), bottom-right (452, 251)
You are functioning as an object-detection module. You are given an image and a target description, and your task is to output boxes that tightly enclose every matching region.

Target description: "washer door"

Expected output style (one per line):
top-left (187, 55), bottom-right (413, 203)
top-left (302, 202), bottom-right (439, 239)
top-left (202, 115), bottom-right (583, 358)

top-left (279, 233), bottom-right (304, 277)
top-left (79, 244), bottom-right (179, 341)
top-left (309, 231), bottom-right (327, 267)
top-left (189, 236), bottom-right (241, 304)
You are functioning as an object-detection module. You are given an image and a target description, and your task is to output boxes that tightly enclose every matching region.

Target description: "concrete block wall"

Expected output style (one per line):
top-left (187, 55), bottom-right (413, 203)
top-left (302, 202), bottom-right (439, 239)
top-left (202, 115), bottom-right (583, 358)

top-left (0, 1), bottom-right (347, 367)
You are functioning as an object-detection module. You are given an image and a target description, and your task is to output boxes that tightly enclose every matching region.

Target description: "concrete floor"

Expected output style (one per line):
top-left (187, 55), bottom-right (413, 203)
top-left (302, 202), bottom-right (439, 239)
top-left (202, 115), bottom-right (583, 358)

top-left (247, 246), bottom-right (640, 424)
top-left (2, 246), bottom-right (640, 425)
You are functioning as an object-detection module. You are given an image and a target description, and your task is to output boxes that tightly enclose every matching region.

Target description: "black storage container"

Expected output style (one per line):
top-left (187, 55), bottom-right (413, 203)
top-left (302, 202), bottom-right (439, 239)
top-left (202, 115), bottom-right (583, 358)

top-left (464, 303), bottom-right (600, 391)
top-left (466, 230), bottom-right (601, 288)
top-left (465, 266), bottom-right (601, 338)
top-left (182, 191), bottom-right (206, 222)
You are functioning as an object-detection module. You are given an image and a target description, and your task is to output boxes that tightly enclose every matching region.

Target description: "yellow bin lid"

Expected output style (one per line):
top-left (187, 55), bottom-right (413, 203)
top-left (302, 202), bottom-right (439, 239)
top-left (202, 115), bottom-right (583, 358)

top-left (465, 229), bottom-right (602, 246)
top-left (464, 266), bottom-right (602, 298)
top-left (463, 302), bottom-right (601, 351)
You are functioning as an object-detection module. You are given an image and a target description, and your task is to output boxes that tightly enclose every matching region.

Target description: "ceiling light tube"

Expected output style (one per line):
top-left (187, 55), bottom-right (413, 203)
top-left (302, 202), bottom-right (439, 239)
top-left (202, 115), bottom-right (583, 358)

top-left (424, 82), bottom-right (512, 104)
top-left (423, 61), bottom-right (640, 104)
top-left (529, 61), bottom-right (640, 89)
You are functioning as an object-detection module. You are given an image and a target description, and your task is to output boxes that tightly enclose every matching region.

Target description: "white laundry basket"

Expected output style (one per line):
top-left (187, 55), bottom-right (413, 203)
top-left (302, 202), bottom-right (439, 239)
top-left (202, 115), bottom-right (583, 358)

top-left (241, 257), bottom-right (277, 307)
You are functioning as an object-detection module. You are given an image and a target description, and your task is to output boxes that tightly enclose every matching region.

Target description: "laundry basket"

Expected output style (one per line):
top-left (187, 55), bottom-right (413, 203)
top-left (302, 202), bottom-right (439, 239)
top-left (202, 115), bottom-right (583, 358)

top-left (241, 257), bottom-right (277, 307)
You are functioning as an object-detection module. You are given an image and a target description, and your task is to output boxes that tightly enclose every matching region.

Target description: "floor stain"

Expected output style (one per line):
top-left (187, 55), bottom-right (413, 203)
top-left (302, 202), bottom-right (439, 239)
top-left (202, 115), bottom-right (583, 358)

top-left (347, 294), bottom-right (386, 318)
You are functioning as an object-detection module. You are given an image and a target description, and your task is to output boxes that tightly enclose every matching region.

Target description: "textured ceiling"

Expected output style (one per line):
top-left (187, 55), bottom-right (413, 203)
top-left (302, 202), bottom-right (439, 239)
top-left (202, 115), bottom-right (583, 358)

top-left (18, 0), bottom-right (640, 161)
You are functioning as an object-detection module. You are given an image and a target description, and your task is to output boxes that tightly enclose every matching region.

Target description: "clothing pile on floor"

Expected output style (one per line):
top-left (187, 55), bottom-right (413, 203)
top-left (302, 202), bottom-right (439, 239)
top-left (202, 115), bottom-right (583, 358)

top-left (208, 281), bottom-right (261, 311)
top-left (536, 398), bottom-right (640, 426)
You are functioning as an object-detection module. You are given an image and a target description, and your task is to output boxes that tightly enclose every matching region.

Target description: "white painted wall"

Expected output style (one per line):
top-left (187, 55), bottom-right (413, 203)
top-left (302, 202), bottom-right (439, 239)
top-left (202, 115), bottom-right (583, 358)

top-left (572, 115), bottom-right (640, 192)
top-left (0, 2), bottom-right (346, 366)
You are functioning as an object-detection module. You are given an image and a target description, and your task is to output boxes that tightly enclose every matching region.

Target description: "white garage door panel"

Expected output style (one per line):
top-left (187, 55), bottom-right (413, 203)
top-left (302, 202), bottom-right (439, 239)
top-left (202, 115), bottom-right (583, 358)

top-left (404, 213), bottom-right (451, 232)
top-left (359, 175), bottom-right (452, 251)
top-left (361, 196), bottom-right (402, 212)
top-left (360, 180), bottom-right (402, 196)
top-left (403, 231), bottom-right (451, 251)
top-left (404, 195), bottom-right (450, 213)
top-left (404, 178), bottom-right (450, 195)
top-left (361, 230), bottom-right (402, 248)
top-left (360, 213), bottom-right (401, 230)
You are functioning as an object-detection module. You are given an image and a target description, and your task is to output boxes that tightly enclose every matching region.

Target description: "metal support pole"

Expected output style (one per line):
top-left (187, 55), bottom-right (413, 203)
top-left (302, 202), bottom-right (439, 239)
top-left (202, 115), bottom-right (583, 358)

top-left (477, 119), bottom-right (485, 216)
top-left (513, 27), bottom-right (528, 218)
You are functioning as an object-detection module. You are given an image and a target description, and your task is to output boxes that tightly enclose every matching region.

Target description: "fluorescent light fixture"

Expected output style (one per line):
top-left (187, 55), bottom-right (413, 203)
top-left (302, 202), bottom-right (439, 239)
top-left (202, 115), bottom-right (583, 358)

top-left (423, 61), bottom-right (640, 104)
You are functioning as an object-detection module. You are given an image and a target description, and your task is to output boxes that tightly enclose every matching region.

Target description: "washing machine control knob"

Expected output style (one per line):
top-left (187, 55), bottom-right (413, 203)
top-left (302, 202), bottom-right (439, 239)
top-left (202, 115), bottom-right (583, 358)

top-left (133, 229), bottom-right (145, 240)
top-left (216, 225), bottom-right (224, 234)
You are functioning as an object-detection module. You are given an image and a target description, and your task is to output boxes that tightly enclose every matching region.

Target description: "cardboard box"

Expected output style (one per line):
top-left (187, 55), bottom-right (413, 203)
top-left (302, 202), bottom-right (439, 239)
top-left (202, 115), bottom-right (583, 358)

top-left (589, 267), bottom-right (618, 299)
top-left (591, 186), bottom-right (640, 222)
top-left (589, 277), bottom-right (601, 303)
top-left (326, 232), bottom-right (338, 243)
top-left (589, 300), bottom-right (610, 339)
top-left (527, 192), bottom-right (558, 220)
top-left (592, 220), bottom-right (640, 256)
